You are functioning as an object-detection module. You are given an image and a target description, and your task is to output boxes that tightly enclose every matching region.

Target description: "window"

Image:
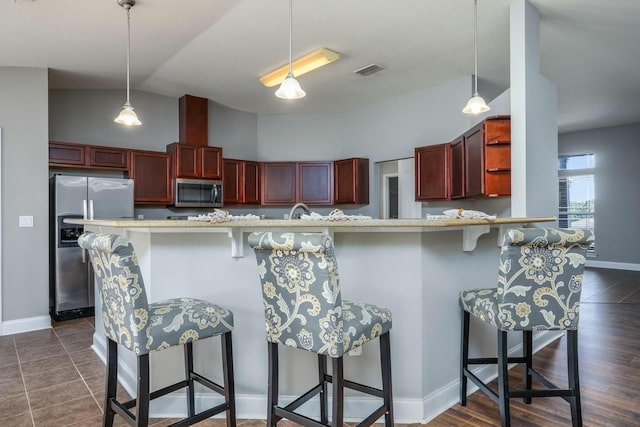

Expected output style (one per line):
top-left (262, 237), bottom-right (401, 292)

top-left (558, 153), bottom-right (596, 255)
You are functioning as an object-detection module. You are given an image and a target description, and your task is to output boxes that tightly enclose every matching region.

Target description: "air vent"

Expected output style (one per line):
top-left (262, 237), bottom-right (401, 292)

top-left (353, 63), bottom-right (384, 76)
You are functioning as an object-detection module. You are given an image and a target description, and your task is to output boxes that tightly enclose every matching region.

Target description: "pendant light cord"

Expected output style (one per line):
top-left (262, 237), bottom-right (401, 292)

top-left (288, 0), bottom-right (293, 75)
top-left (473, 0), bottom-right (478, 96)
top-left (126, 6), bottom-right (131, 105)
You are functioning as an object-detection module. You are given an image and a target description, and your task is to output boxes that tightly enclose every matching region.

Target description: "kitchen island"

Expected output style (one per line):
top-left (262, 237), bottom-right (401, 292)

top-left (69, 216), bottom-right (556, 423)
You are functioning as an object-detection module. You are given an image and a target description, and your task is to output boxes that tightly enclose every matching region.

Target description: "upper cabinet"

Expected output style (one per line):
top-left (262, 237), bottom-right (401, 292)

top-left (223, 158), bottom-right (260, 205)
top-left (128, 150), bottom-right (173, 204)
top-left (334, 158), bottom-right (369, 205)
top-left (166, 142), bottom-right (222, 179)
top-left (260, 161), bottom-right (337, 206)
top-left (298, 162), bottom-right (334, 205)
top-left (414, 116), bottom-right (511, 201)
top-left (179, 95), bottom-right (208, 146)
top-left (450, 136), bottom-right (465, 199)
top-left (261, 162), bottom-right (297, 205)
top-left (49, 141), bottom-right (128, 170)
top-left (463, 116), bottom-right (511, 198)
top-left (415, 143), bottom-right (451, 201)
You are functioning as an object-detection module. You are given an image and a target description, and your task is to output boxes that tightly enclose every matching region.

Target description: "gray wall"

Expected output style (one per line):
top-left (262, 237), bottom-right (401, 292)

top-left (1, 67), bottom-right (49, 322)
top-left (559, 123), bottom-right (640, 265)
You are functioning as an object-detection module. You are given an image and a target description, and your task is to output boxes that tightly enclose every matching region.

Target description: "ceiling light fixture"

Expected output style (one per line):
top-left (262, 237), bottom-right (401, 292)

top-left (260, 48), bottom-right (340, 88)
top-left (114, 0), bottom-right (141, 126)
top-left (462, 0), bottom-right (490, 115)
top-left (275, 0), bottom-right (305, 100)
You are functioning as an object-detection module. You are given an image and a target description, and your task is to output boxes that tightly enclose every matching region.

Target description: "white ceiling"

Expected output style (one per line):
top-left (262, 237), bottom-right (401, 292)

top-left (2, 0), bottom-right (639, 132)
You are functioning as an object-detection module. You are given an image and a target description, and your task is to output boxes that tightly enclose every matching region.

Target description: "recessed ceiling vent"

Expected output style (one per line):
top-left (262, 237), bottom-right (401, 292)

top-left (353, 63), bottom-right (384, 76)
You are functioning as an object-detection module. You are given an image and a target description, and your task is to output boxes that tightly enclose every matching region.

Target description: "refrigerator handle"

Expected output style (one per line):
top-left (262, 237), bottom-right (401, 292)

top-left (89, 200), bottom-right (94, 220)
top-left (83, 199), bottom-right (88, 220)
top-left (82, 248), bottom-right (86, 264)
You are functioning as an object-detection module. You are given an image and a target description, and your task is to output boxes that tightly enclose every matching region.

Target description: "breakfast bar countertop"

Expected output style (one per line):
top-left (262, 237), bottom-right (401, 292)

top-left (66, 216), bottom-right (555, 229)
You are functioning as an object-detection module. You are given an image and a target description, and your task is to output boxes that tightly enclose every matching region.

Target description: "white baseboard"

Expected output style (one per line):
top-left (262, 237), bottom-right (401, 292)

top-left (1, 315), bottom-right (51, 336)
top-left (89, 330), bottom-right (563, 423)
top-left (586, 260), bottom-right (640, 271)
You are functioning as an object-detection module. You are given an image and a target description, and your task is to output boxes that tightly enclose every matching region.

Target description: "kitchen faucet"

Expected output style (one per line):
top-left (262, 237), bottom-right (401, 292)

top-left (288, 203), bottom-right (310, 219)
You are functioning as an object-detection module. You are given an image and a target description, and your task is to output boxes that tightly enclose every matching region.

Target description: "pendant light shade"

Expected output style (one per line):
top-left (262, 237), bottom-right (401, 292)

top-left (115, 0), bottom-right (141, 125)
top-left (463, 0), bottom-right (490, 115)
top-left (276, 0), bottom-right (305, 100)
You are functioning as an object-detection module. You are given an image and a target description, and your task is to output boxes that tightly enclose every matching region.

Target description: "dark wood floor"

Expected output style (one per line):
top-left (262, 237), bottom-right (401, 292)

top-left (426, 267), bottom-right (640, 426)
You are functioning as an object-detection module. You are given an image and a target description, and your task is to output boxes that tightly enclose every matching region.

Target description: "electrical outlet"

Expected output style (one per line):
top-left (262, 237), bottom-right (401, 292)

top-left (348, 346), bottom-right (362, 356)
top-left (19, 216), bottom-right (34, 227)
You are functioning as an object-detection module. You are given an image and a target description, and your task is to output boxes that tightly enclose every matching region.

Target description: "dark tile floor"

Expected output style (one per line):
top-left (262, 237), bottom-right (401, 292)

top-left (1, 267), bottom-right (638, 426)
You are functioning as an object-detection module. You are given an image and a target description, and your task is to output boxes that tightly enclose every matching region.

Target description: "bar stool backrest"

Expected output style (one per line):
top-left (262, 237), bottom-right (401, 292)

top-left (78, 232), bottom-right (150, 355)
top-left (248, 232), bottom-right (346, 357)
top-left (496, 228), bottom-right (595, 331)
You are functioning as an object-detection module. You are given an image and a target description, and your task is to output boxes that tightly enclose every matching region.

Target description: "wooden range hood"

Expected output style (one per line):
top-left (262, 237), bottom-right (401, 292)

top-left (179, 94), bottom-right (208, 146)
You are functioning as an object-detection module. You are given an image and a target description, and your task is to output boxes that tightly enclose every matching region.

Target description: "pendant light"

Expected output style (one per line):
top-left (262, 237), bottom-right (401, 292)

top-left (114, 0), bottom-right (142, 126)
top-left (275, 0), bottom-right (306, 99)
top-left (462, 0), bottom-right (490, 115)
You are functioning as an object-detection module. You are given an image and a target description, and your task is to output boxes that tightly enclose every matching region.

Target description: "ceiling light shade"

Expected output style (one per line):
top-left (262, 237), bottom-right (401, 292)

top-left (114, 102), bottom-right (142, 125)
top-left (114, 0), bottom-right (141, 126)
top-left (260, 48), bottom-right (340, 88)
top-left (275, 72), bottom-right (306, 99)
top-left (462, 94), bottom-right (490, 114)
top-left (274, 0), bottom-right (305, 100)
top-left (463, 0), bottom-right (490, 115)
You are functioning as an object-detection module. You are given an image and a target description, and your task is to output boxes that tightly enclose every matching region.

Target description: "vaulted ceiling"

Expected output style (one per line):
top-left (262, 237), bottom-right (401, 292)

top-left (2, 0), bottom-right (639, 132)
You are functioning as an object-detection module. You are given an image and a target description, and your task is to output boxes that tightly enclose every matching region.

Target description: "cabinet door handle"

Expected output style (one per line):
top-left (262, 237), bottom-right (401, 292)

top-left (83, 200), bottom-right (87, 220)
top-left (89, 200), bottom-right (94, 220)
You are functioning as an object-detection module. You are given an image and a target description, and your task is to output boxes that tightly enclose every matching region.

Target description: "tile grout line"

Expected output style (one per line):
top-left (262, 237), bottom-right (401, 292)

top-left (14, 334), bottom-right (37, 427)
top-left (52, 317), bottom-right (105, 420)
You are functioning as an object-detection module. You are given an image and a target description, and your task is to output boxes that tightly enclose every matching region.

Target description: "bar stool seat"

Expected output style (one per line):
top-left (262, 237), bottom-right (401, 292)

top-left (79, 232), bottom-right (236, 427)
top-left (249, 231), bottom-right (394, 426)
top-left (459, 228), bottom-right (594, 427)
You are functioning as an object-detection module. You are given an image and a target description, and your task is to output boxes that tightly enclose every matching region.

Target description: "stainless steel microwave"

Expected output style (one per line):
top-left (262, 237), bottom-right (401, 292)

top-left (174, 178), bottom-right (223, 208)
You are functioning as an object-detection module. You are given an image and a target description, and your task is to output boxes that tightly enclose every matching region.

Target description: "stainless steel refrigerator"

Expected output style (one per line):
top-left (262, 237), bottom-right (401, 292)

top-left (49, 174), bottom-right (134, 319)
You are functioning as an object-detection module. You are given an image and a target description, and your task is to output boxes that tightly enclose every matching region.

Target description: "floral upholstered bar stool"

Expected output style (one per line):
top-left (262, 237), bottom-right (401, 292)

top-left (78, 233), bottom-right (236, 427)
top-left (459, 228), bottom-right (594, 427)
top-left (248, 231), bottom-right (394, 426)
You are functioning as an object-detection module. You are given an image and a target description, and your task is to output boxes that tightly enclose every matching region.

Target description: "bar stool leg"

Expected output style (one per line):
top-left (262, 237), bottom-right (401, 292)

top-left (497, 330), bottom-right (511, 427)
top-left (104, 338), bottom-right (118, 427)
top-left (567, 330), bottom-right (583, 427)
top-left (318, 354), bottom-right (328, 425)
top-left (523, 330), bottom-right (533, 404)
top-left (221, 332), bottom-right (237, 427)
top-left (136, 353), bottom-right (151, 427)
top-left (380, 332), bottom-right (394, 427)
top-left (460, 309), bottom-right (470, 406)
top-left (332, 356), bottom-right (344, 426)
top-left (184, 342), bottom-right (195, 418)
top-left (266, 342), bottom-right (279, 427)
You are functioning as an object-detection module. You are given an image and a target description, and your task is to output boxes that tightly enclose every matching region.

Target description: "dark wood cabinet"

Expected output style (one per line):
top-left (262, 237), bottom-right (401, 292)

top-left (243, 161), bottom-right (260, 205)
top-left (89, 146), bottom-right (128, 169)
top-left (298, 162), bottom-right (334, 205)
top-left (49, 141), bottom-right (86, 166)
top-left (223, 159), bottom-right (242, 204)
top-left (415, 143), bottom-right (451, 201)
top-left (200, 146), bottom-right (222, 179)
top-left (261, 162), bottom-right (297, 205)
top-left (128, 150), bottom-right (173, 204)
top-left (167, 143), bottom-right (199, 178)
top-left (334, 158), bottom-right (369, 205)
top-left (179, 95), bottom-right (208, 146)
top-left (464, 117), bottom-right (511, 198)
top-left (223, 159), bottom-right (260, 205)
top-left (167, 143), bottom-right (222, 179)
top-left (261, 161), bottom-right (337, 206)
top-left (450, 136), bottom-right (465, 199)
top-left (49, 141), bottom-right (127, 170)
